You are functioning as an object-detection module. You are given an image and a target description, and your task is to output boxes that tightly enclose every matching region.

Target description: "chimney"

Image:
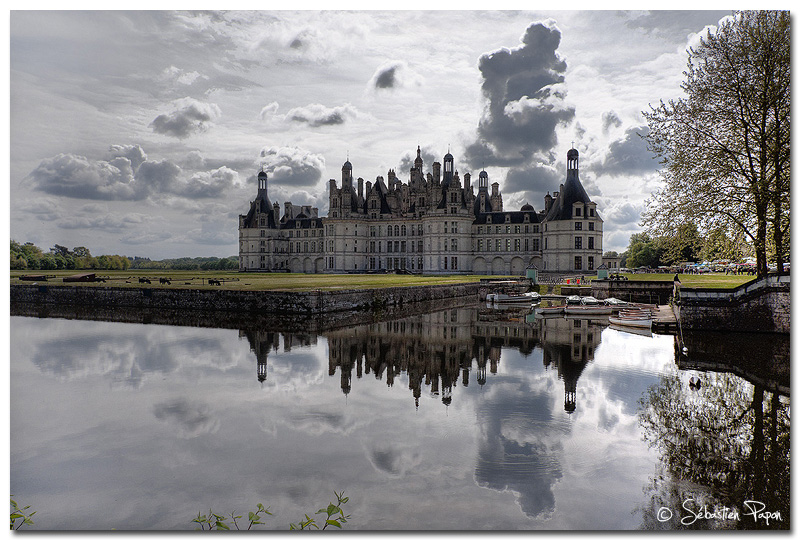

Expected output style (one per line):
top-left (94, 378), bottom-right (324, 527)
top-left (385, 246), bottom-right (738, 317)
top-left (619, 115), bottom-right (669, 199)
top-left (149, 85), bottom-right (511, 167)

top-left (358, 177), bottom-right (363, 199)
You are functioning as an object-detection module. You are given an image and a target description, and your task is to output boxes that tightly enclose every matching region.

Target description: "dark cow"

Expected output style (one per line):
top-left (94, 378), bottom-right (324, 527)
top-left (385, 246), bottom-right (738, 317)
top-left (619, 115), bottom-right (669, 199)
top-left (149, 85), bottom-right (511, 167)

top-left (139, 277), bottom-right (151, 284)
top-left (159, 278), bottom-right (171, 285)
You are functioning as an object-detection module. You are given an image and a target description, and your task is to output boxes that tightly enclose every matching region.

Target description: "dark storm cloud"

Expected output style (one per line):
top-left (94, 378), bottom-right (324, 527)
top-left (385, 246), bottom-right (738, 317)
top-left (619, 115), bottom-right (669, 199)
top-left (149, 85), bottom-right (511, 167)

top-left (397, 146), bottom-right (438, 174)
top-left (258, 146), bottom-right (325, 187)
top-left (286, 103), bottom-right (358, 127)
top-left (599, 126), bottom-right (659, 175)
top-left (465, 21), bottom-right (575, 168)
top-left (149, 98), bottom-right (222, 139)
top-left (504, 163), bottom-right (562, 197)
top-left (374, 65), bottom-right (397, 89)
top-left (153, 398), bottom-right (220, 438)
top-left (475, 385), bottom-right (563, 519)
top-left (601, 111), bottom-right (623, 133)
top-left (29, 148), bottom-right (243, 202)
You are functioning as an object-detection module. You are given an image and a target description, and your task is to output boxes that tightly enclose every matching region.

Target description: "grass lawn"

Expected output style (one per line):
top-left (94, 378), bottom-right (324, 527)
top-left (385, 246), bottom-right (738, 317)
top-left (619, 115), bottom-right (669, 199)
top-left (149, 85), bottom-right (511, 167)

top-left (10, 269), bottom-right (506, 292)
top-left (596, 273), bottom-right (754, 289)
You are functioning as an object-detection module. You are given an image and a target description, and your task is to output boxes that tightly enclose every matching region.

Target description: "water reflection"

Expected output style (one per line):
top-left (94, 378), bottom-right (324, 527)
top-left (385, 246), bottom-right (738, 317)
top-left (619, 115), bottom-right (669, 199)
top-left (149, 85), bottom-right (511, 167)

top-left (9, 302), bottom-right (790, 530)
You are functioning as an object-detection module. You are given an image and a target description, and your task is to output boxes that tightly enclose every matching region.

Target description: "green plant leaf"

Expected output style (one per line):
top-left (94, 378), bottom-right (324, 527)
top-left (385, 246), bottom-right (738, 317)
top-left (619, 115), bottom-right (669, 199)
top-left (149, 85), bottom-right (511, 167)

top-left (325, 519), bottom-right (342, 529)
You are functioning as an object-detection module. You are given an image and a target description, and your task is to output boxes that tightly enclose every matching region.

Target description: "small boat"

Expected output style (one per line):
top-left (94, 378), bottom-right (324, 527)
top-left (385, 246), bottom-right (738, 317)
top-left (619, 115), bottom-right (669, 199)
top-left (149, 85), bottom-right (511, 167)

top-left (604, 297), bottom-right (628, 307)
top-left (608, 323), bottom-right (652, 337)
top-left (608, 307), bottom-right (652, 328)
top-left (486, 291), bottom-right (540, 304)
top-left (565, 295), bottom-right (582, 305)
top-left (564, 304), bottom-right (612, 315)
top-left (534, 305), bottom-right (564, 317)
top-left (580, 296), bottom-right (601, 305)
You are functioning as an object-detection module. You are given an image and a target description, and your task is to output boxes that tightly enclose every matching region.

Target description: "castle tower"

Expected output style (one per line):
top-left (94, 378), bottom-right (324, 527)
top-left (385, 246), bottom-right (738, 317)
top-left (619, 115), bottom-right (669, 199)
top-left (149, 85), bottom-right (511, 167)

top-left (342, 159), bottom-right (353, 188)
top-left (442, 151), bottom-right (454, 186)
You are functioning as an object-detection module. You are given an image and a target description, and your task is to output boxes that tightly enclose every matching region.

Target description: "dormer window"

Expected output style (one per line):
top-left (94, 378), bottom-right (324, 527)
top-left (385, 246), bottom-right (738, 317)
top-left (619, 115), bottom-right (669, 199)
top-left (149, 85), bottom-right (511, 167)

top-left (575, 207), bottom-right (582, 217)
top-left (589, 208), bottom-right (595, 217)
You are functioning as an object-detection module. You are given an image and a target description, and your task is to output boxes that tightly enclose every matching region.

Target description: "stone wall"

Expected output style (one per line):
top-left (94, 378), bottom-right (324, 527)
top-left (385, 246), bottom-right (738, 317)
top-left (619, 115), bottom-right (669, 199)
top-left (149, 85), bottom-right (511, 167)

top-left (591, 279), bottom-right (675, 304)
top-left (10, 282), bottom-right (482, 315)
top-left (676, 275), bottom-right (790, 334)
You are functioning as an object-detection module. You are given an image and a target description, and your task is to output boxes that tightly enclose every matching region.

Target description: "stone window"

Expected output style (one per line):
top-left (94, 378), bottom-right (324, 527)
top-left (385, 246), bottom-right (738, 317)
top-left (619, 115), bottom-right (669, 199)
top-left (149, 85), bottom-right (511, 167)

top-left (451, 257), bottom-right (458, 270)
top-left (533, 238), bottom-right (540, 251)
top-left (575, 237), bottom-right (582, 249)
top-left (514, 239), bottom-right (520, 251)
top-left (589, 208), bottom-right (595, 217)
top-left (588, 237), bottom-right (594, 250)
top-left (589, 222), bottom-right (594, 231)
top-left (574, 256), bottom-right (582, 270)
top-left (575, 222), bottom-right (582, 230)
top-left (575, 207), bottom-right (582, 217)
top-left (588, 256), bottom-right (594, 270)
top-left (478, 239), bottom-right (483, 251)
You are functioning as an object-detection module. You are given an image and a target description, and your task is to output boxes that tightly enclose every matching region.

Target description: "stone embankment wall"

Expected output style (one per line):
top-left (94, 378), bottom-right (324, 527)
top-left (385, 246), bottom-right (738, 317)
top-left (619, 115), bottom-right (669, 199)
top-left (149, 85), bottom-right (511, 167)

top-left (591, 279), bottom-right (675, 304)
top-left (10, 282), bottom-right (482, 315)
top-left (676, 275), bottom-right (790, 334)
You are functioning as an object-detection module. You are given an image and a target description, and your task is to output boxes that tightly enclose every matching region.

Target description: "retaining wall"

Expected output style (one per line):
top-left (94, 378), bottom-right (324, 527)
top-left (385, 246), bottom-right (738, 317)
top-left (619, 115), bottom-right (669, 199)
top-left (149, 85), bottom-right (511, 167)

top-left (676, 275), bottom-right (790, 334)
top-left (10, 282), bottom-right (482, 315)
top-left (591, 279), bottom-right (675, 304)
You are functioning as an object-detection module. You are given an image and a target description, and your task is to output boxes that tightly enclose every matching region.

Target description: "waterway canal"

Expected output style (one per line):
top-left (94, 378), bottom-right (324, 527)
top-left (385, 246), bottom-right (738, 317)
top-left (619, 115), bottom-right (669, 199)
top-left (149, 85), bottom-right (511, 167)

top-left (10, 302), bottom-right (789, 530)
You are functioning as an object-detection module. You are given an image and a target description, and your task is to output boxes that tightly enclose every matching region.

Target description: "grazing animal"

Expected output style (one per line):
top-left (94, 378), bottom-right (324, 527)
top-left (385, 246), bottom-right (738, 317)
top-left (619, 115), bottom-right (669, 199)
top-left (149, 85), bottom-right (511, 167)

top-left (208, 278), bottom-right (221, 286)
top-left (139, 277), bottom-right (151, 284)
top-left (159, 278), bottom-right (171, 285)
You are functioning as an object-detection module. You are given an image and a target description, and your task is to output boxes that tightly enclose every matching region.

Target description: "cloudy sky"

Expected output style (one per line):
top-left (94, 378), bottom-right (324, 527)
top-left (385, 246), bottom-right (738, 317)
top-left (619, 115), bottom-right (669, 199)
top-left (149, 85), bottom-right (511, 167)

top-left (9, 9), bottom-right (733, 259)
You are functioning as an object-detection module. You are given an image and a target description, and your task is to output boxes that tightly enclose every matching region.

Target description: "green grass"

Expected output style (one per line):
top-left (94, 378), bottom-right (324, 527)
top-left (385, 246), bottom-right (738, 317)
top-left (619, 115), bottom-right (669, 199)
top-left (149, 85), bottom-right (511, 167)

top-left (595, 273), bottom-right (754, 289)
top-left (10, 269), bottom-right (506, 292)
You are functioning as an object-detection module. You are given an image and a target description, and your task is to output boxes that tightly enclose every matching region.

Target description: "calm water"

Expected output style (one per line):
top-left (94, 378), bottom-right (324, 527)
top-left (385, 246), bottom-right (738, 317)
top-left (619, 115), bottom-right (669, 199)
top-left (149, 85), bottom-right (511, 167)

top-left (10, 303), bottom-right (789, 530)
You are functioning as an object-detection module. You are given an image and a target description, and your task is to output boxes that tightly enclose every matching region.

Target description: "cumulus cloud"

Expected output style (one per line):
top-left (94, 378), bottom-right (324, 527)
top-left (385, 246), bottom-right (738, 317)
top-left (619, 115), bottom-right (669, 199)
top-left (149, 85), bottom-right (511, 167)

top-left (29, 146), bottom-right (244, 202)
top-left (601, 111), bottom-right (623, 133)
top-left (464, 21), bottom-right (575, 168)
top-left (149, 97), bottom-right (222, 138)
top-left (185, 221), bottom-right (236, 246)
top-left (153, 398), bottom-right (220, 439)
top-left (602, 199), bottom-right (644, 226)
top-left (368, 61), bottom-right (423, 91)
top-left (503, 162), bottom-right (562, 205)
top-left (600, 126), bottom-right (659, 175)
top-left (285, 103), bottom-right (358, 127)
top-left (28, 153), bottom-right (140, 200)
top-left (120, 231), bottom-right (173, 245)
top-left (259, 101), bottom-right (280, 120)
top-left (159, 65), bottom-right (207, 86)
top-left (258, 146), bottom-right (325, 187)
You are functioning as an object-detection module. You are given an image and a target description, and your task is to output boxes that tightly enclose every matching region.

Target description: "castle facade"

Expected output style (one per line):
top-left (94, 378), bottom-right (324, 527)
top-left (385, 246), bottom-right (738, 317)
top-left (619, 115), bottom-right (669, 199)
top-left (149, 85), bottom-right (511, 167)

top-left (239, 147), bottom-right (602, 275)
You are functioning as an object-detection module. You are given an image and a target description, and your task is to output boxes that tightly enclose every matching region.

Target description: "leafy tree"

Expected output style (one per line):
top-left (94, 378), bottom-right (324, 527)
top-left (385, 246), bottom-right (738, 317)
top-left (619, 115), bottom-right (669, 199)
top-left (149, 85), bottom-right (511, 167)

top-left (642, 11), bottom-right (790, 277)
top-left (626, 233), bottom-right (663, 268)
top-left (661, 222), bottom-right (703, 265)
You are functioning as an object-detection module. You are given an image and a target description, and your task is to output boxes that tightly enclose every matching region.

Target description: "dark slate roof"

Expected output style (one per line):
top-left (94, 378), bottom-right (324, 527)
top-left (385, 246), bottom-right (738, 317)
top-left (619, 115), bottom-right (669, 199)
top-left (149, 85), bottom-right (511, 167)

top-left (280, 217), bottom-right (324, 230)
top-left (473, 211), bottom-right (541, 225)
top-left (242, 196), bottom-right (277, 228)
top-left (544, 170), bottom-right (593, 221)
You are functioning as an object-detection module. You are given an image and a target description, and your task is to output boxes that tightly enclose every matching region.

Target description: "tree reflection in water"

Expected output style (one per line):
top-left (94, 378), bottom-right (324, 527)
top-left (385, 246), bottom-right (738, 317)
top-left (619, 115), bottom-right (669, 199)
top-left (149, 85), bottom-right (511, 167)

top-left (638, 363), bottom-right (789, 530)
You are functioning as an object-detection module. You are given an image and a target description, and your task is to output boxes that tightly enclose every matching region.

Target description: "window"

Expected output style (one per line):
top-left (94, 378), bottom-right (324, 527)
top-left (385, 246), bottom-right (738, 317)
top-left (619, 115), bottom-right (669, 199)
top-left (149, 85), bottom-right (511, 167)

top-left (524, 238), bottom-right (529, 251)
top-left (588, 237), bottom-right (594, 250)
top-left (589, 208), bottom-right (595, 217)
top-left (533, 225), bottom-right (539, 233)
top-left (444, 257), bottom-right (448, 270)
top-left (532, 238), bottom-right (540, 251)
top-left (401, 241), bottom-right (406, 252)
top-left (418, 240), bottom-right (423, 252)
top-left (575, 207), bottom-right (582, 216)
top-left (506, 239), bottom-right (511, 251)
top-left (388, 226), bottom-right (393, 237)
top-left (496, 239), bottom-right (502, 251)
top-left (401, 225), bottom-right (406, 236)
top-left (388, 242), bottom-right (393, 253)
top-left (451, 257), bottom-right (458, 270)
top-left (588, 256), bottom-right (594, 270)
top-left (395, 225), bottom-right (400, 236)
top-left (451, 239), bottom-right (457, 251)
top-left (575, 237), bottom-right (582, 249)
top-left (574, 256), bottom-right (582, 270)
top-left (496, 226), bottom-right (501, 234)
top-left (515, 225), bottom-right (520, 234)
top-left (588, 222), bottom-right (594, 231)
top-left (575, 222), bottom-right (582, 230)
top-left (514, 239), bottom-right (520, 251)
top-left (506, 225), bottom-right (511, 234)
top-left (545, 238), bottom-right (548, 250)
top-left (478, 239), bottom-right (483, 251)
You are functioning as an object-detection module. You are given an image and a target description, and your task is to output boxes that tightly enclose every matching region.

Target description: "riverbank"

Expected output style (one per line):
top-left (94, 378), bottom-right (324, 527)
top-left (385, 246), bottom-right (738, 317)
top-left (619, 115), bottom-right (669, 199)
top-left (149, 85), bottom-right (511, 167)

top-left (10, 280), bottom-right (483, 315)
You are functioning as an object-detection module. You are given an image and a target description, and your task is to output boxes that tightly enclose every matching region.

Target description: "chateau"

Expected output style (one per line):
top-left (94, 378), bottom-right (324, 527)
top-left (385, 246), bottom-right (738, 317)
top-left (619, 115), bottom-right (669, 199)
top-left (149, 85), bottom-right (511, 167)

top-left (239, 147), bottom-right (602, 275)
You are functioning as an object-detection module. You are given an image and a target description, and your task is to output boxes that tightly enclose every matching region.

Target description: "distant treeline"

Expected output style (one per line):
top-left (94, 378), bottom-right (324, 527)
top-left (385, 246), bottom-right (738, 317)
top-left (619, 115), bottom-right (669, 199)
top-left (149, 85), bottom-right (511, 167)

top-left (10, 240), bottom-right (237, 271)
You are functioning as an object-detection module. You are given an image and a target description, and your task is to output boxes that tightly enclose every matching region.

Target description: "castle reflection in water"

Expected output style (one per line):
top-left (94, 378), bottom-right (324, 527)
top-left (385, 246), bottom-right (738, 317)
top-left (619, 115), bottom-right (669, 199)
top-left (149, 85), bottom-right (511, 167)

top-left (241, 306), bottom-right (604, 413)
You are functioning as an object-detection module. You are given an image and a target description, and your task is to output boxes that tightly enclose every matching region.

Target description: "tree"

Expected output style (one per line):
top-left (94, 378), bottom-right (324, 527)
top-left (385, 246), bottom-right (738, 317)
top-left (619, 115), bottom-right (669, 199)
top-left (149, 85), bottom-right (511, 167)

top-left (626, 233), bottom-right (663, 268)
top-left (661, 222), bottom-right (703, 265)
top-left (642, 11), bottom-right (790, 277)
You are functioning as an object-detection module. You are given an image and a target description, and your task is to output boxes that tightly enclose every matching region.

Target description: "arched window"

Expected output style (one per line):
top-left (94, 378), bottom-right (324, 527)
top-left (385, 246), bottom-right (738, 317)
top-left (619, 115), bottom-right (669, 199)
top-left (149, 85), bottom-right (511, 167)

top-left (394, 225), bottom-right (400, 236)
top-left (401, 225), bottom-right (407, 236)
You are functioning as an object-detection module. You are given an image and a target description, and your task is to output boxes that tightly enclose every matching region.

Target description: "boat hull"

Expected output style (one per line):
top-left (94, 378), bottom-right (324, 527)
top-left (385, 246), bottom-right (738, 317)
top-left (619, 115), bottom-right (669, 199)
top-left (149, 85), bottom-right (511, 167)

top-left (608, 316), bottom-right (652, 329)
